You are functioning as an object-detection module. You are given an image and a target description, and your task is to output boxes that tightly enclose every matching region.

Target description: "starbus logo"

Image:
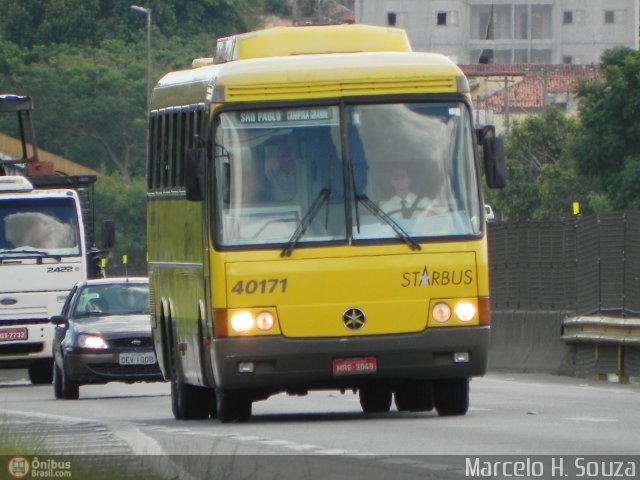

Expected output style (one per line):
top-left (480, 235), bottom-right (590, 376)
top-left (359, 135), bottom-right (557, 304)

top-left (7, 456), bottom-right (30, 479)
top-left (401, 266), bottom-right (474, 288)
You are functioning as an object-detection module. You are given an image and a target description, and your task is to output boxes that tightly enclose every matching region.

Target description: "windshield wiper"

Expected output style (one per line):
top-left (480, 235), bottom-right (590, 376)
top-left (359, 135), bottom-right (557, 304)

top-left (356, 194), bottom-right (421, 251)
top-left (281, 188), bottom-right (331, 257)
top-left (0, 248), bottom-right (63, 260)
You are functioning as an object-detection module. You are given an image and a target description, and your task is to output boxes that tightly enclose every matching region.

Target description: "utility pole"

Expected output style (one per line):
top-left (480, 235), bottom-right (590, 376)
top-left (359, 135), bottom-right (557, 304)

top-left (130, 5), bottom-right (152, 172)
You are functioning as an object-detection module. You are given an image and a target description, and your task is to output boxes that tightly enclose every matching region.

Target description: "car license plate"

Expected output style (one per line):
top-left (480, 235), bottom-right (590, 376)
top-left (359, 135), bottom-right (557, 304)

top-left (0, 327), bottom-right (28, 342)
top-left (119, 352), bottom-right (156, 365)
top-left (333, 357), bottom-right (377, 376)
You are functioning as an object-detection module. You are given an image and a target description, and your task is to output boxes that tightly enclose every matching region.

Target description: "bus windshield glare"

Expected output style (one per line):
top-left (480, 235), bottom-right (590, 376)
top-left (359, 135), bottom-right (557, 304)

top-left (213, 102), bottom-right (481, 249)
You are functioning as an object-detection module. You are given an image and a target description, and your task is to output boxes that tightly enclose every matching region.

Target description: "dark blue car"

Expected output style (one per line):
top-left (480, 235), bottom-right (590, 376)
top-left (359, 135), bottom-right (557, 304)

top-left (51, 277), bottom-right (164, 400)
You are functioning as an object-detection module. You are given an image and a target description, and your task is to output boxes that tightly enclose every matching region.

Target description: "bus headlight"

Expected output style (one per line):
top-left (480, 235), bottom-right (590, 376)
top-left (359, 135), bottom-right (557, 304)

top-left (230, 311), bottom-right (254, 333)
top-left (432, 303), bottom-right (452, 323)
top-left (226, 309), bottom-right (278, 335)
top-left (455, 301), bottom-right (476, 322)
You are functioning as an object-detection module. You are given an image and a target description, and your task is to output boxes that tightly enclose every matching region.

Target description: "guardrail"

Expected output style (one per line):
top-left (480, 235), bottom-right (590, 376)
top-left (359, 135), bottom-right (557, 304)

top-left (561, 315), bottom-right (640, 382)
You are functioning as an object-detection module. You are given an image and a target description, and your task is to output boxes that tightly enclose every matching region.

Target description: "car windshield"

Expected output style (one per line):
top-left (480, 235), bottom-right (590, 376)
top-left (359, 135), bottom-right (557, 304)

top-left (73, 283), bottom-right (149, 317)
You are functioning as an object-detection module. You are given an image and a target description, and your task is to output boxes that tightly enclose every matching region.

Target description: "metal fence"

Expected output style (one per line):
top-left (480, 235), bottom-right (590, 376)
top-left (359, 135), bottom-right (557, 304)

top-left (488, 212), bottom-right (640, 315)
top-left (487, 212), bottom-right (640, 378)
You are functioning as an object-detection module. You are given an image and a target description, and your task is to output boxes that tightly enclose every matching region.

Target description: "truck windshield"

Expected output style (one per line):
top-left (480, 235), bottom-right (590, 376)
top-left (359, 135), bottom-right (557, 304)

top-left (0, 197), bottom-right (81, 257)
top-left (213, 101), bottom-right (481, 249)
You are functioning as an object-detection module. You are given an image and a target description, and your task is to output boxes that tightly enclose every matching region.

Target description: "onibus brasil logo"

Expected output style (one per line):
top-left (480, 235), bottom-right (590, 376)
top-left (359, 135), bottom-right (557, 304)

top-left (7, 455), bottom-right (72, 478)
top-left (7, 456), bottom-right (30, 479)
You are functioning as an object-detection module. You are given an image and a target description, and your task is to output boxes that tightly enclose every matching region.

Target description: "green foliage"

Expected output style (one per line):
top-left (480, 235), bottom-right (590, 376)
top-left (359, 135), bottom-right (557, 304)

top-left (265, 0), bottom-right (292, 16)
top-left (488, 107), bottom-right (596, 220)
top-left (0, 0), bottom-right (265, 48)
top-left (573, 46), bottom-right (640, 209)
top-left (94, 173), bottom-right (147, 276)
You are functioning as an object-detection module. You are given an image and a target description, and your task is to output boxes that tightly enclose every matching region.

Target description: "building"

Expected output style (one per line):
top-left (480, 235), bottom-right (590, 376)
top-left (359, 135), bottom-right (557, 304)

top-left (461, 63), bottom-right (599, 134)
top-left (355, 0), bottom-right (639, 65)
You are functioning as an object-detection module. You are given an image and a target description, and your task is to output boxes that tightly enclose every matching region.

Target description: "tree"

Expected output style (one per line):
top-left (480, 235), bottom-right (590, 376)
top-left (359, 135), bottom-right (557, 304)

top-left (0, 41), bottom-right (146, 183)
top-left (0, 0), bottom-right (266, 48)
top-left (573, 46), bottom-right (640, 210)
top-left (94, 173), bottom-right (147, 276)
top-left (0, 0), bottom-right (274, 183)
top-left (487, 107), bottom-right (595, 220)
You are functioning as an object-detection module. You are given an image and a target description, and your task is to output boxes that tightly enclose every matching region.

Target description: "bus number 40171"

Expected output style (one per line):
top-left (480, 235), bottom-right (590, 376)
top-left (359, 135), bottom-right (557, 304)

top-left (231, 279), bottom-right (288, 295)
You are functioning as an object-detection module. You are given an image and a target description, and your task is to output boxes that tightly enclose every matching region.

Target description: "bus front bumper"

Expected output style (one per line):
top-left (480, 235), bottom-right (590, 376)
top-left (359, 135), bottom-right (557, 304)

top-left (210, 326), bottom-right (489, 391)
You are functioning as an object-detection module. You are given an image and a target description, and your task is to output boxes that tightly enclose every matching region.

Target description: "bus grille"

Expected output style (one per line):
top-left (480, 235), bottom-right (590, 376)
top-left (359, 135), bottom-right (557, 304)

top-left (225, 77), bottom-right (457, 102)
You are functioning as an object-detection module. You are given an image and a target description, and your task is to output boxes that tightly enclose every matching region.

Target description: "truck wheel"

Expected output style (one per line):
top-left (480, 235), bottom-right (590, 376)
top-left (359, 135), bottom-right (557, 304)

top-left (60, 362), bottom-right (79, 400)
top-left (394, 380), bottom-right (434, 412)
top-left (359, 385), bottom-right (392, 413)
top-left (434, 378), bottom-right (469, 416)
top-left (217, 391), bottom-right (252, 423)
top-left (28, 359), bottom-right (54, 385)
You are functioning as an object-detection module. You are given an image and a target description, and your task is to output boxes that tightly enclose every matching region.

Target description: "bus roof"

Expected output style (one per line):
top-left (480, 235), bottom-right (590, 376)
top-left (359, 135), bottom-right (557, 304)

top-left (213, 24), bottom-right (411, 63)
top-left (151, 25), bottom-right (468, 110)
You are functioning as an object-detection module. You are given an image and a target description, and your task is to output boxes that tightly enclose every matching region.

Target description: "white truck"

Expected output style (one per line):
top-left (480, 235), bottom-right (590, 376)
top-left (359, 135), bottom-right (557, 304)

top-left (0, 94), bottom-right (112, 384)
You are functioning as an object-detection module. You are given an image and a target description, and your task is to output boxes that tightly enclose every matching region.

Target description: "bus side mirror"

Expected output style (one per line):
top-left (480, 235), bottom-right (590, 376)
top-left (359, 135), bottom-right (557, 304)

top-left (101, 219), bottom-right (115, 249)
top-left (478, 126), bottom-right (506, 189)
top-left (185, 148), bottom-right (206, 202)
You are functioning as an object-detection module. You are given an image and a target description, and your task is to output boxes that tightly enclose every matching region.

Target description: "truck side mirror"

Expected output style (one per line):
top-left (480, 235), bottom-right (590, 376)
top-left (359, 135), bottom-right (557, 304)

top-left (185, 148), bottom-right (207, 202)
top-left (50, 315), bottom-right (68, 326)
top-left (101, 219), bottom-right (115, 249)
top-left (477, 126), bottom-right (506, 189)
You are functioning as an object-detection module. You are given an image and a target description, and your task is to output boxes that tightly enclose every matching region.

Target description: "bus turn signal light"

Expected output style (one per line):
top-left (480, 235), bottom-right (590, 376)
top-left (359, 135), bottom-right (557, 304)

top-left (432, 303), bottom-right (452, 323)
top-left (217, 308), bottom-right (280, 336)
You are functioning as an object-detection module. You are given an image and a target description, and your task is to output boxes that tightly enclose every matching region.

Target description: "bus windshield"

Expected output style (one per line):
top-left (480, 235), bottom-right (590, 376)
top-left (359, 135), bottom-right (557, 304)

top-left (213, 101), bottom-right (481, 249)
top-left (0, 197), bottom-right (81, 257)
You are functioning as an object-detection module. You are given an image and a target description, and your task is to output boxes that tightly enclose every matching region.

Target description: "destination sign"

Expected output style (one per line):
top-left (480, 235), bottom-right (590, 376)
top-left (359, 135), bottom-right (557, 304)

top-left (237, 107), bottom-right (335, 127)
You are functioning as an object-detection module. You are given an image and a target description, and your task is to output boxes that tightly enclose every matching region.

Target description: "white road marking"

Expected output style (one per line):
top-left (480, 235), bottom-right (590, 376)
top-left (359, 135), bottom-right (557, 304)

top-left (565, 417), bottom-right (618, 422)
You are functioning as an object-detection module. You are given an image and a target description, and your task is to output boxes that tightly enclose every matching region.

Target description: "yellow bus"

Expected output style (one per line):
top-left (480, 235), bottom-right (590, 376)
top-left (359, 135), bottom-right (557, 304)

top-left (147, 24), bottom-right (505, 423)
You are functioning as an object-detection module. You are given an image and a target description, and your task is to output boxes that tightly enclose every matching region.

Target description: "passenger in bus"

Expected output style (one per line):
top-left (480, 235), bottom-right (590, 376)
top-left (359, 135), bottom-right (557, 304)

top-left (264, 141), bottom-right (296, 201)
top-left (380, 166), bottom-right (429, 219)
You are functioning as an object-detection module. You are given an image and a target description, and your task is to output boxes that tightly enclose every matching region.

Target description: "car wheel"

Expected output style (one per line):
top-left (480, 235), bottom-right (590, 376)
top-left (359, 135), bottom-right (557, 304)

top-left (217, 390), bottom-right (252, 423)
top-left (394, 380), bottom-right (434, 412)
top-left (53, 362), bottom-right (63, 399)
top-left (359, 384), bottom-right (392, 413)
top-left (434, 378), bottom-right (469, 416)
top-left (28, 359), bottom-right (54, 385)
top-left (61, 362), bottom-right (79, 400)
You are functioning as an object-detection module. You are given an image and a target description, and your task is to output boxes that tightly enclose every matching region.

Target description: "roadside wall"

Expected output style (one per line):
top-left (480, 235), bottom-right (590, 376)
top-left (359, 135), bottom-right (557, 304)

top-left (486, 213), bottom-right (640, 377)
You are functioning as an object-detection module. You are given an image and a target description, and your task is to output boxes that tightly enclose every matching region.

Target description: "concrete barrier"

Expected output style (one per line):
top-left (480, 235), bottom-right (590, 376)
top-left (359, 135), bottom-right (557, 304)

top-left (488, 310), bottom-right (576, 375)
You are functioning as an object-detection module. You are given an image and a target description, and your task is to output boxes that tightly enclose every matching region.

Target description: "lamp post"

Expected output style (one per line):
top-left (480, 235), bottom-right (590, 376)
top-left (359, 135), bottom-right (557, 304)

top-left (130, 5), bottom-right (151, 169)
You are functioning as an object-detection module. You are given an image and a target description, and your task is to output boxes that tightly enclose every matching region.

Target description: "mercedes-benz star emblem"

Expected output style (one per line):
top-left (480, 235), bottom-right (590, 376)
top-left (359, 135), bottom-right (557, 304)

top-left (342, 308), bottom-right (366, 330)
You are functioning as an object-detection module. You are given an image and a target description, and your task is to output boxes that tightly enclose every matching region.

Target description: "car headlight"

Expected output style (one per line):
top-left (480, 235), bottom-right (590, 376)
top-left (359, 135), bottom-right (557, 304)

top-left (78, 334), bottom-right (108, 349)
